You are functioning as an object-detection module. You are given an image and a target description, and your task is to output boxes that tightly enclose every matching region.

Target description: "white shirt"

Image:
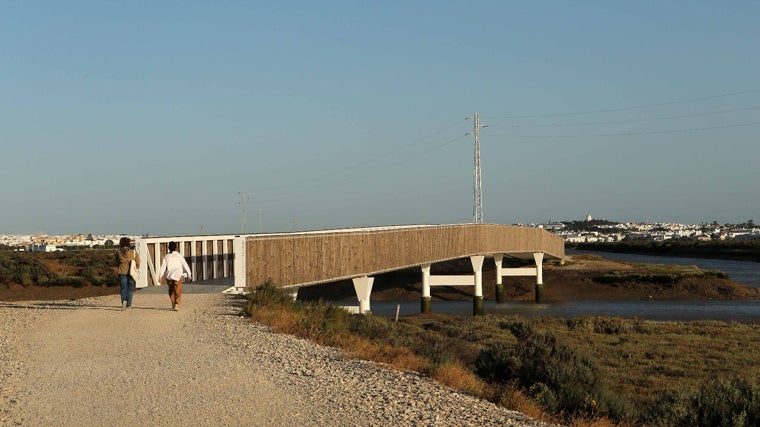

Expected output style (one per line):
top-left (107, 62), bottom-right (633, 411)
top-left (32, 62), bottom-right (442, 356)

top-left (158, 251), bottom-right (193, 282)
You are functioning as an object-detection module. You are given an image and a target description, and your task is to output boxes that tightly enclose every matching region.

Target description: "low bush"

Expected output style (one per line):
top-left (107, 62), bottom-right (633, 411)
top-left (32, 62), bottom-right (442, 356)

top-left (566, 316), bottom-right (644, 335)
top-left (475, 321), bottom-right (632, 421)
top-left (243, 279), bottom-right (296, 315)
top-left (690, 377), bottom-right (760, 427)
top-left (643, 376), bottom-right (760, 427)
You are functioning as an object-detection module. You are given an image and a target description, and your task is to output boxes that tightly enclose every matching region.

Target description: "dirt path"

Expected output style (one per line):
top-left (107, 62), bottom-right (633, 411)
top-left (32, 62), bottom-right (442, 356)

top-left (1, 293), bottom-right (551, 427)
top-left (3, 294), bottom-right (310, 426)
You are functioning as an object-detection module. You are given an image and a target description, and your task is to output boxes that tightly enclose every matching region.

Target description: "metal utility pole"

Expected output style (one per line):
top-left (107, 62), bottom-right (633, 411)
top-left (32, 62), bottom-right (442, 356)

top-left (469, 113), bottom-right (486, 224)
top-left (239, 192), bottom-right (250, 233)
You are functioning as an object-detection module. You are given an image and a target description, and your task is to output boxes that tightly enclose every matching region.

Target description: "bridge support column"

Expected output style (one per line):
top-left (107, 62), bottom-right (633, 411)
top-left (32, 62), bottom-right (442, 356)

top-left (534, 252), bottom-right (544, 304)
top-left (493, 254), bottom-right (505, 303)
top-left (472, 256), bottom-right (484, 316)
top-left (420, 264), bottom-right (431, 313)
top-left (352, 276), bottom-right (374, 314)
top-left (233, 236), bottom-right (247, 293)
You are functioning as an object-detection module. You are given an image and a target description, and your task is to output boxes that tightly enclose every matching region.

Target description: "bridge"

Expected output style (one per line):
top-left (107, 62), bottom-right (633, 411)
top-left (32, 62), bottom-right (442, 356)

top-left (134, 223), bottom-right (564, 315)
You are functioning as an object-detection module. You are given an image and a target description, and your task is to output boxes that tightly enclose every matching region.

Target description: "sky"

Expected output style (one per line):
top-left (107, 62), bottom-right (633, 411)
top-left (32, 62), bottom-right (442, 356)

top-left (2, 1), bottom-right (759, 236)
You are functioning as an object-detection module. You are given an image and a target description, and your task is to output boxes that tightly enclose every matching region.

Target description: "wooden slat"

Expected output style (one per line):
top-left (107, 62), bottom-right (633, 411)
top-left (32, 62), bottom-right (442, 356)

top-left (245, 224), bottom-right (564, 287)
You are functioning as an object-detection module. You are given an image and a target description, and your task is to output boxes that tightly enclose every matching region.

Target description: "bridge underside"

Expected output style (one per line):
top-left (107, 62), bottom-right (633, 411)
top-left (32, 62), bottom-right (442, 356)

top-left (243, 224), bottom-right (564, 289)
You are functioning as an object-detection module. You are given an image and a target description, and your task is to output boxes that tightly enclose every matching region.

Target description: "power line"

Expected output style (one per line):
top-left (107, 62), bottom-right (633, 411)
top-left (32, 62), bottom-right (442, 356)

top-left (252, 119), bottom-right (467, 197)
top-left (483, 88), bottom-right (760, 120)
top-left (481, 120), bottom-right (760, 139)
top-left (487, 106), bottom-right (760, 128)
top-left (254, 133), bottom-right (469, 204)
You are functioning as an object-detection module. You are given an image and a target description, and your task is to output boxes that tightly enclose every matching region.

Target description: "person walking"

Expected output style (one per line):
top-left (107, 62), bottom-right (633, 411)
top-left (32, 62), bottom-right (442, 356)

top-left (114, 237), bottom-right (140, 310)
top-left (158, 241), bottom-right (192, 311)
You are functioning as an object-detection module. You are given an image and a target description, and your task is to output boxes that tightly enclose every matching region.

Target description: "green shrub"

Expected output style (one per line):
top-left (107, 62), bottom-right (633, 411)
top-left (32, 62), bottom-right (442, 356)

top-left (475, 342), bottom-right (515, 383)
top-left (298, 299), bottom-right (352, 343)
top-left (349, 313), bottom-right (394, 341)
top-left (690, 377), bottom-right (760, 427)
top-left (48, 274), bottom-right (86, 287)
top-left (530, 382), bottom-right (559, 412)
top-left (475, 321), bottom-right (626, 419)
top-left (243, 279), bottom-right (296, 315)
top-left (642, 377), bottom-right (760, 427)
top-left (643, 390), bottom-right (694, 427)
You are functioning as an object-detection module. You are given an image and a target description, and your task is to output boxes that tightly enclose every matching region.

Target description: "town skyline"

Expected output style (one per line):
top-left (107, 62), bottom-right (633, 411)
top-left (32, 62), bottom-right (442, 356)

top-left (2, 216), bottom-right (758, 248)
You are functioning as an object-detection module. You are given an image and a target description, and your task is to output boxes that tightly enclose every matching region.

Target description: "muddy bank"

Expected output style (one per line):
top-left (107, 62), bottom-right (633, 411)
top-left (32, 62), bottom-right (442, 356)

top-left (299, 254), bottom-right (760, 302)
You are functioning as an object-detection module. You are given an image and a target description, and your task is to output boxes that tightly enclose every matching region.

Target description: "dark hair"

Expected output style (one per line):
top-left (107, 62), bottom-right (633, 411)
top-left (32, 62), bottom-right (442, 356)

top-left (168, 241), bottom-right (178, 251)
top-left (119, 237), bottom-right (132, 248)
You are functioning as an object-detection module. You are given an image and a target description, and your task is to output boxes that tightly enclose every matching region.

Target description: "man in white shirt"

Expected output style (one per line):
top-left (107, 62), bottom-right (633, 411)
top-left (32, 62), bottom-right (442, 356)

top-left (158, 241), bottom-right (193, 311)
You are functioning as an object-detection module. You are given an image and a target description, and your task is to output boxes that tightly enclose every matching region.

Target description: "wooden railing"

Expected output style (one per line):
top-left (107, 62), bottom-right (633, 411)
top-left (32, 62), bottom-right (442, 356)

top-left (134, 224), bottom-right (564, 292)
top-left (243, 224), bottom-right (564, 289)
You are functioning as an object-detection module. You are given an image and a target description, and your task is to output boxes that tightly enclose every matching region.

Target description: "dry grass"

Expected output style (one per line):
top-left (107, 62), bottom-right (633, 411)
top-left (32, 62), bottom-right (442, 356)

top-left (431, 362), bottom-right (486, 396)
top-left (250, 307), bottom-right (301, 335)
top-left (341, 336), bottom-right (430, 373)
top-left (496, 384), bottom-right (555, 424)
top-left (566, 416), bottom-right (625, 427)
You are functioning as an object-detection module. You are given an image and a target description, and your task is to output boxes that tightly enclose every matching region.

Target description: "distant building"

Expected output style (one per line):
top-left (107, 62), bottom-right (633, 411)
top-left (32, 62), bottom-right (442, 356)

top-left (585, 213), bottom-right (593, 222)
top-left (29, 244), bottom-right (59, 252)
top-left (538, 223), bottom-right (565, 231)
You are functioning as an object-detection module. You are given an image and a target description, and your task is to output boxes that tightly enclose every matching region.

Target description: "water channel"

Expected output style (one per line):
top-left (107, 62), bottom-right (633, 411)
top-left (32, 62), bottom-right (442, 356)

top-left (368, 250), bottom-right (760, 323)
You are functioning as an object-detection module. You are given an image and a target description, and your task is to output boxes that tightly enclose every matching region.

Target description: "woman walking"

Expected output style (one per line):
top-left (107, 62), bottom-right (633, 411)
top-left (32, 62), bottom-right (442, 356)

top-left (115, 237), bottom-right (140, 310)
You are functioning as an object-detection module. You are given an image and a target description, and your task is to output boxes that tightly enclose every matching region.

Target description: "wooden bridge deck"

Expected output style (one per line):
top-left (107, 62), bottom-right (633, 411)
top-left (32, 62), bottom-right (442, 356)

top-left (243, 224), bottom-right (564, 288)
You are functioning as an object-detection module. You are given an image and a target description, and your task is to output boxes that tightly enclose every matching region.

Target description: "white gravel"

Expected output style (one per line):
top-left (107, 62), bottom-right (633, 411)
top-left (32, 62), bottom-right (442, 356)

top-left (1, 293), bottom-right (558, 426)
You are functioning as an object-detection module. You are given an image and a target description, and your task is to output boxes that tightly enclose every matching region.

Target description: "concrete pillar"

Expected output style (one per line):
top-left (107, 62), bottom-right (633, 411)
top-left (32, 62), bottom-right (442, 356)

top-left (352, 276), bottom-right (374, 314)
top-left (232, 236), bottom-right (247, 292)
top-left (200, 240), bottom-right (207, 281)
top-left (533, 252), bottom-right (544, 303)
top-left (190, 240), bottom-right (198, 284)
top-left (493, 254), bottom-right (504, 303)
top-left (471, 255), bottom-right (484, 315)
top-left (134, 238), bottom-right (149, 288)
top-left (421, 264), bottom-right (431, 313)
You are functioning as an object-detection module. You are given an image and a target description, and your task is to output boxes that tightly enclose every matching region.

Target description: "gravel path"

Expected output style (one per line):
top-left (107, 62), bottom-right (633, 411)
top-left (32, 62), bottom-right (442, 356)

top-left (1, 293), bottom-right (558, 426)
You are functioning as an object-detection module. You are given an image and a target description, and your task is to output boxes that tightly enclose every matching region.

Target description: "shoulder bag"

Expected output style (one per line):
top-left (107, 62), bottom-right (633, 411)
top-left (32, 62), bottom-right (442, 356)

top-left (129, 250), bottom-right (140, 281)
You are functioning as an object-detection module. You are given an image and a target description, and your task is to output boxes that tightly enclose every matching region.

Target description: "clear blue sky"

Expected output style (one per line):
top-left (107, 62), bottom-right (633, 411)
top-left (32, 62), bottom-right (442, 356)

top-left (2, 1), bottom-right (759, 236)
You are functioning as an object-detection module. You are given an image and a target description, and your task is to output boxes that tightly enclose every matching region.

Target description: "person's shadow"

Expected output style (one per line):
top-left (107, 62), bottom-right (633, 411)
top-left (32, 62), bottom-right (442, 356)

top-left (0, 301), bottom-right (174, 311)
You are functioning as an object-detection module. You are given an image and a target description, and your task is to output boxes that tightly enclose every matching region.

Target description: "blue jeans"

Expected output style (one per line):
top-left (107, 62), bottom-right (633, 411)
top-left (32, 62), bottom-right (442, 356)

top-left (119, 274), bottom-right (135, 307)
